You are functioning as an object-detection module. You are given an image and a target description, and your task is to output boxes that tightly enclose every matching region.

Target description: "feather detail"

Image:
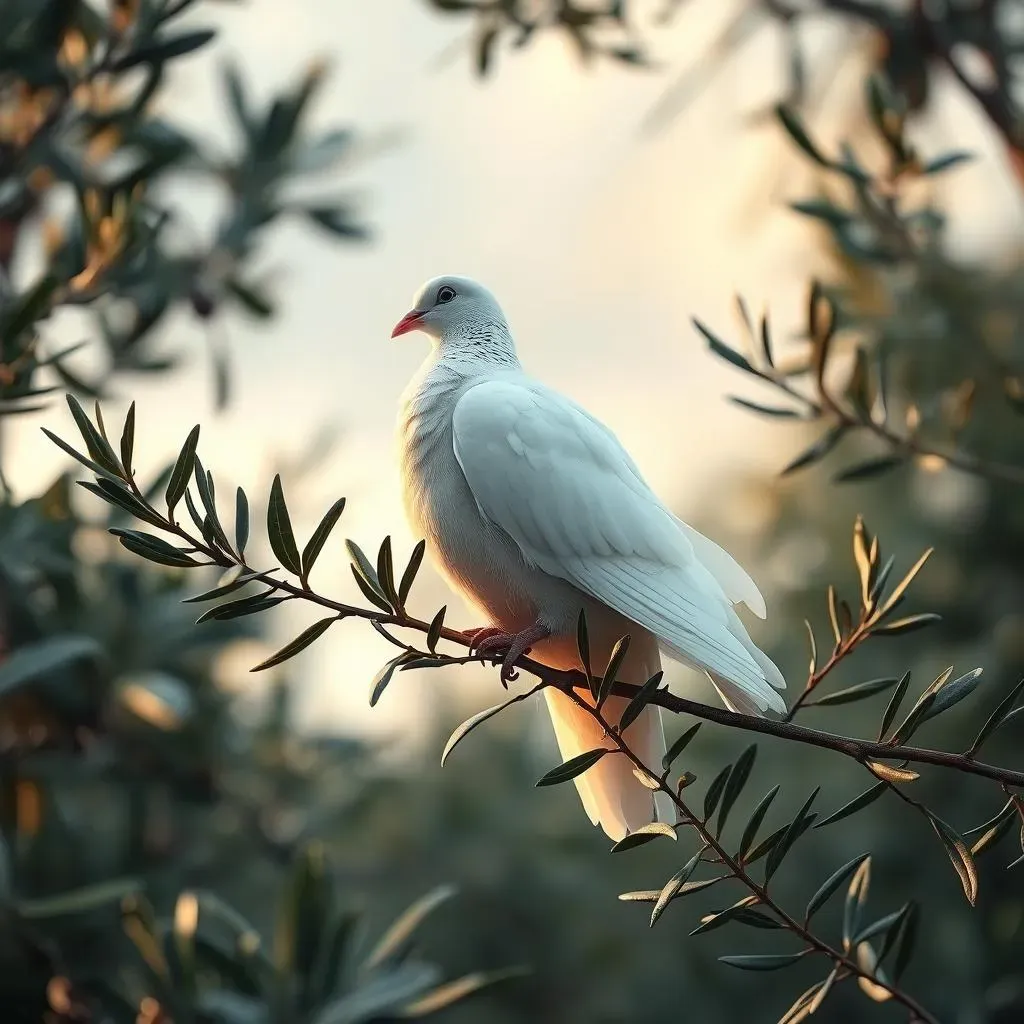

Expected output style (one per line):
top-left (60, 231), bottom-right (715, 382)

top-left (451, 378), bottom-right (786, 711)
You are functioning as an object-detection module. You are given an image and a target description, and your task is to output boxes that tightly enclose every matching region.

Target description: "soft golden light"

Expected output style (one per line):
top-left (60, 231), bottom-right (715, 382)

top-left (174, 892), bottom-right (199, 939)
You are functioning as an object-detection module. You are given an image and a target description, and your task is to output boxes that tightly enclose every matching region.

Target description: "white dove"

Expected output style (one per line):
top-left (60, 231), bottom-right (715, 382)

top-left (393, 275), bottom-right (786, 841)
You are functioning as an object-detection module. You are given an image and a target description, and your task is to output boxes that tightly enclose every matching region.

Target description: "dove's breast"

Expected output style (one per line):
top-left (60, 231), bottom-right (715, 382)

top-left (397, 366), bottom-right (563, 632)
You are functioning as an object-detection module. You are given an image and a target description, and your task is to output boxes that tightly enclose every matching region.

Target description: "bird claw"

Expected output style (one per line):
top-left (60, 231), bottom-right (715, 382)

top-left (467, 624), bottom-right (550, 688)
top-left (462, 626), bottom-right (506, 654)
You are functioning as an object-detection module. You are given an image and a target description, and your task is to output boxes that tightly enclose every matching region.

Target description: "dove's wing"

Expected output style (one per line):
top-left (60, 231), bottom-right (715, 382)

top-left (451, 378), bottom-right (785, 711)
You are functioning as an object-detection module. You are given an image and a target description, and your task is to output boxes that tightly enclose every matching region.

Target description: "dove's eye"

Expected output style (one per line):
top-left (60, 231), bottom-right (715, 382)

top-left (436, 286), bottom-right (456, 304)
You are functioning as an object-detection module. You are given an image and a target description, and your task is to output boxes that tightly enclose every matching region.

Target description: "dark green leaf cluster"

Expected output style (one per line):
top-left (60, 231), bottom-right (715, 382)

top-left (425, 0), bottom-right (647, 75)
top-left (694, 75), bottom-right (1024, 488)
top-left (0, 0), bottom-right (365, 414)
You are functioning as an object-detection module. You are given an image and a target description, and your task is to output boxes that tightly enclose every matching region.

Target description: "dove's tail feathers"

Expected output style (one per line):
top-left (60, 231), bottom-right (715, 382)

top-left (657, 605), bottom-right (787, 718)
top-left (542, 689), bottom-right (675, 842)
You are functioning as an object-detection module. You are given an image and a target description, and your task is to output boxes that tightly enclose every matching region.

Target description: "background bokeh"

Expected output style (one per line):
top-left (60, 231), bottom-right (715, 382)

top-left (2, 1), bottom-right (1023, 1022)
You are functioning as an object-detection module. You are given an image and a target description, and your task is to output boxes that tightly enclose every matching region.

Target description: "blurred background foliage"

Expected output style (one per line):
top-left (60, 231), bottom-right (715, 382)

top-left (2, 0), bottom-right (1023, 1022)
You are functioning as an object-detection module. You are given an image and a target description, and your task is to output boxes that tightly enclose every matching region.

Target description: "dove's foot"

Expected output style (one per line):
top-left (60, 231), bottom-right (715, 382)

top-left (462, 626), bottom-right (506, 650)
top-left (472, 623), bottom-right (551, 686)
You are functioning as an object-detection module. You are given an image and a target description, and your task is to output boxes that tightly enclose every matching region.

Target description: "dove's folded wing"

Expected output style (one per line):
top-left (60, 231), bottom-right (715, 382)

top-left (451, 379), bottom-right (784, 710)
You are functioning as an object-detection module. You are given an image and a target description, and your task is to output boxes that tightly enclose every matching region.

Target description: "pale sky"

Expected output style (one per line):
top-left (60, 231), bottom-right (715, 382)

top-left (9, 1), bottom-right (1023, 747)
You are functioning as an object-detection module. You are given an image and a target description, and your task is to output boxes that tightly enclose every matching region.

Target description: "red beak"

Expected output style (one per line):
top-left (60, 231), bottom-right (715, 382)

top-left (391, 309), bottom-right (424, 338)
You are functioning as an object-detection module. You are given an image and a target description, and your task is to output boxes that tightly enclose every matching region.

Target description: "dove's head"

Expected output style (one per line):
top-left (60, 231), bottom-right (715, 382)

top-left (391, 275), bottom-right (507, 345)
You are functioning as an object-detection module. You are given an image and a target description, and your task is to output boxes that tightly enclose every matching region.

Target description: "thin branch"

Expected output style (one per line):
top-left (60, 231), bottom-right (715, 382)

top-left (109, 466), bottom-right (1024, 790)
top-left (569, 690), bottom-right (940, 1023)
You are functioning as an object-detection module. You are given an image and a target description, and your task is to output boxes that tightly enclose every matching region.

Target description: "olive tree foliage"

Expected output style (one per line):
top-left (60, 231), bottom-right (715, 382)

top-left (10, 0), bottom-right (1024, 1022)
top-left (0, 2), bottom-right (511, 1022)
top-left (40, 3), bottom-right (1024, 1023)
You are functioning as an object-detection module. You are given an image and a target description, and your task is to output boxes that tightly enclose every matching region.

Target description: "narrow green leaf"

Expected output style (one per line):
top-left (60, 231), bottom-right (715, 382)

top-left (815, 782), bottom-right (886, 830)
top-left (441, 693), bottom-right (528, 766)
top-left (744, 824), bottom-right (787, 865)
top-left (193, 459), bottom-right (231, 551)
top-left (267, 474), bottom-right (302, 574)
top-left (833, 455), bottom-right (904, 483)
top-left (732, 908), bottom-right (783, 929)
top-left (739, 785), bottom-right (780, 859)
top-left (42, 427), bottom-right (121, 482)
top-left (351, 566), bottom-right (392, 613)
top-left (780, 424), bottom-right (846, 476)
top-left (890, 903), bottom-right (918, 981)
top-left (728, 397), bottom-right (801, 418)
top-left (854, 904), bottom-right (912, 946)
top-left (649, 851), bottom-right (702, 926)
top-left (346, 539), bottom-right (384, 590)
top-left (877, 671), bottom-right (911, 741)
top-left (79, 480), bottom-right (166, 528)
top-left (867, 554), bottom-right (895, 610)
top-left (165, 424), bottom-right (200, 515)
top-left (691, 898), bottom-right (776, 936)
top-left (120, 403), bottom-right (136, 477)
top-left (235, 487), bottom-right (250, 556)
top-left (610, 822), bottom-right (677, 854)
top-left (693, 319), bottom-right (758, 375)
top-left (703, 762), bottom-right (733, 822)
top-left (920, 667), bottom-right (984, 723)
top-left (922, 150), bottom-right (973, 174)
top-left (66, 395), bottom-right (121, 474)
top-left (775, 104), bottom-right (832, 167)
top-left (250, 617), bottom-right (336, 672)
top-left (969, 678), bottom-right (1024, 756)
top-left (806, 677), bottom-right (899, 707)
top-left (398, 539), bottom-right (426, 606)
top-left (842, 856), bottom-right (870, 947)
top-left (719, 953), bottom-right (804, 972)
top-left (876, 902), bottom-right (915, 965)
top-left (619, 670), bottom-right (665, 733)
top-left (789, 199), bottom-right (852, 227)
top-left (662, 722), bottom-right (701, 772)
top-left (301, 497), bottom-right (346, 579)
top-left (717, 744), bottom-right (757, 836)
top-left (111, 529), bottom-right (199, 568)
top-left (427, 606), bottom-right (446, 653)
top-left (112, 29), bottom-right (217, 70)
top-left (376, 536), bottom-right (401, 609)
top-left (536, 748), bottom-right (608, 787)
top-left (597, 634), bottom-right (630, 709)
top-left (765, 787), bottom-right (820, 881)
top-left (369, 655), bottom-right (406, 707)
top-left (183, 576), bottom-right (251, 604)
top-left (196, 590), bottom-right (286, 623)
top-left (805, 853), bottom-right (870, 921)
top-left (965, 798), bottom-right (1015, 839)
top-left (889, 691), bottom-right (937, 745)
